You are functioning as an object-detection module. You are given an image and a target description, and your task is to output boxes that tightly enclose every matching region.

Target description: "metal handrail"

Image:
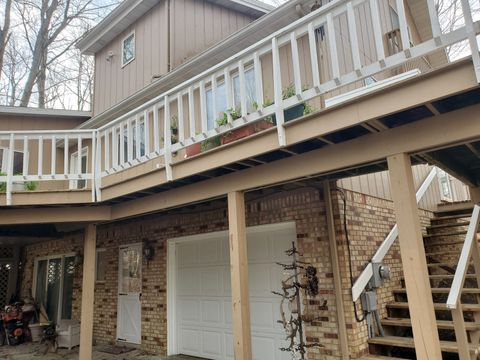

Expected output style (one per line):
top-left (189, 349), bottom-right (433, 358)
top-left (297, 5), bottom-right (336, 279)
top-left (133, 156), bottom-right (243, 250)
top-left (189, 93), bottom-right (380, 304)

top-left (446, 204), bottom-right (480, 309)
top-left (351, 167), bottom-right (438, 302)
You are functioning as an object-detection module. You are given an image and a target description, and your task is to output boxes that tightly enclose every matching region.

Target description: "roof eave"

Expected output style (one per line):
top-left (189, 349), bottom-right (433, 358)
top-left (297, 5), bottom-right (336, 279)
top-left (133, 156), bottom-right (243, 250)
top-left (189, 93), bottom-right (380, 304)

top-left (77, 0), bottom-right (273, 56)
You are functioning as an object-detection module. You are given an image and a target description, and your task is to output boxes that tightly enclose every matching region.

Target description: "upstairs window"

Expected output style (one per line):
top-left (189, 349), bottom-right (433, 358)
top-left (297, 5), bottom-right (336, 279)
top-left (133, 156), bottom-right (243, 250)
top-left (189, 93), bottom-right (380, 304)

top-left (122, 32), bottom-right (135, 67)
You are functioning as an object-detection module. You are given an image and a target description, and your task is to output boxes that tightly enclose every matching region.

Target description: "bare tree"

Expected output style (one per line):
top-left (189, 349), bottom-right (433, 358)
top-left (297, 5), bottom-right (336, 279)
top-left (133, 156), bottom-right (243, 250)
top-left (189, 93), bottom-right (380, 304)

top-left (0, 0), bottom-right (13, 81)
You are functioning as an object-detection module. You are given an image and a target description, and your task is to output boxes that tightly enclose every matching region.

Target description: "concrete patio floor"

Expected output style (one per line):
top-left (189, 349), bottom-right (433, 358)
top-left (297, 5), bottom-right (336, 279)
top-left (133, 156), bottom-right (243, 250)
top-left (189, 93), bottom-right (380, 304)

top-left (0, 343), bottom-right (205, 360)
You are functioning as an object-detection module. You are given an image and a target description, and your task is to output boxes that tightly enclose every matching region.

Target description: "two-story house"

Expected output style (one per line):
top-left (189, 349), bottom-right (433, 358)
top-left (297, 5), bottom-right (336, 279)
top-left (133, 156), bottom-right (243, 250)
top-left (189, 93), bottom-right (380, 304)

top-left (1, 0), bottom-right (480, 359)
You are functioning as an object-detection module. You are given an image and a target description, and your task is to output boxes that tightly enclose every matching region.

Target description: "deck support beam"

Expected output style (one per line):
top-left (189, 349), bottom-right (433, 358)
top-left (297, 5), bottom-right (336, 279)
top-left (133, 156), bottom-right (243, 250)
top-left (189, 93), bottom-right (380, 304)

top-left (324, 182), bottom-right (350, 359)
top-left (387, 153), bottom-right (442, 360)
top-left (79, 224), bottom-right (97, 360)
top-left (228, 191), bottom-right (252, 360)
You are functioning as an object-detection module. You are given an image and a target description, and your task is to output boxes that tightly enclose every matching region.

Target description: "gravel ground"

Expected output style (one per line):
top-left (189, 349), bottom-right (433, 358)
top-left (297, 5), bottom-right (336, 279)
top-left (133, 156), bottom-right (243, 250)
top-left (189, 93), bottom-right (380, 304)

top-left (0, 343), bottom-right (204, 360)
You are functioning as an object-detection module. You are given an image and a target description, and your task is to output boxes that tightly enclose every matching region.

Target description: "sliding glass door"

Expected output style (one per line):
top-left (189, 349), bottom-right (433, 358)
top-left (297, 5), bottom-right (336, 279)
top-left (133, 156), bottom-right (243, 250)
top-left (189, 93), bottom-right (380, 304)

top-left (34, 255), bottom-right (75, 323)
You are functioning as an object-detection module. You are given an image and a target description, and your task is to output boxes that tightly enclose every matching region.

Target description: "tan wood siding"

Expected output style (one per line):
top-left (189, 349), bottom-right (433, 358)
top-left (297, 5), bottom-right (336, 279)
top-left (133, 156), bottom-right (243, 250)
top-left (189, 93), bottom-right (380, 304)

top-left (93, 1), bottom-right (169, 116)
top-left (170, 0), bottom-right (254, 69)
top-left (337, 164), bottom-right (471, 211)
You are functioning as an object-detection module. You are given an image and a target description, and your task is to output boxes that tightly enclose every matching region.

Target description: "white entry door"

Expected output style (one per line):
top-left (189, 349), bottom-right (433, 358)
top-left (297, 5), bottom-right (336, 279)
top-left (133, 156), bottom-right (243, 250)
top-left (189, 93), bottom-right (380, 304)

top-left (169, 222), bottom-right (296, 360)
top-left (117, 244), bottom-right (142, 344)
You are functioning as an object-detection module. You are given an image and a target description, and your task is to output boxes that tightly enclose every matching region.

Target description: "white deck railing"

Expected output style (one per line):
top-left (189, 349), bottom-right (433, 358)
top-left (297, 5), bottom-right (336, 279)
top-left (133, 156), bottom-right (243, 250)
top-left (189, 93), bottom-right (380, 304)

top-left (93, 0), bottom-right (480, 184)
top-left (0, 130), bottom-right (97, 205)
top-left (351, 167), bottom-right (438, 302)
top-left (1, 0), bottom-right (480, 205)
top-left (446, 204), bottom-right (480, 360)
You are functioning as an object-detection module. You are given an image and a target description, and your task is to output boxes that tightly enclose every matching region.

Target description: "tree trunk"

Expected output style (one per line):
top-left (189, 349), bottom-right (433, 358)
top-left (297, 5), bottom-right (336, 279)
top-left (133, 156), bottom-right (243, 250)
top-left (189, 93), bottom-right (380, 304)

top-left (0, 0), bottom-right (13, 82)
top-left (37, 54), bottom-right (47, 108)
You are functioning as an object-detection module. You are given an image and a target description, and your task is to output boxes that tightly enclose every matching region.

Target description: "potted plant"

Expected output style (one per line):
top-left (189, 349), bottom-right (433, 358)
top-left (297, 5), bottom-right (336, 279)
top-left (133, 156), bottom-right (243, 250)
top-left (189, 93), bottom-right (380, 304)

top-left (170, 116), bottom-right (179, 144)
top-left (200, 136), bottom-right (221, 152)
top-left (283, 83), bottom-right (305, 122)
top-left (0, 172), bottom-right (5, 193)
top-left (185, 142), bottom-right (201, 157)
top-left (0, 173), bottom-right (38, 192)
top-left (219, 108), bottom-right (274, 145)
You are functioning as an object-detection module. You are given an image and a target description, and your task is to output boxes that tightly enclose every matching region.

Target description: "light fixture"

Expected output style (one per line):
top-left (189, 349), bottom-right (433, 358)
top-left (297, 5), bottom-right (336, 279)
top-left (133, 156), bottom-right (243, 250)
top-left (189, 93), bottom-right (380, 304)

top-left (74, 253), bottom-right (83, 266)
top-left (106, 51), bottom-right (114, 62)
top-left (143, 241), bottom-right (155, 261)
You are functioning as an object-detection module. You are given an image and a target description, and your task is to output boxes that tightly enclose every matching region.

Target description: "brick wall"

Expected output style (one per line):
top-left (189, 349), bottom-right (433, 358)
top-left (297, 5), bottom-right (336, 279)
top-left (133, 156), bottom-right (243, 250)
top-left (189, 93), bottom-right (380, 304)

top-left (331, 189), bottom-right (434, 358)
top-left (19, 186), bottom-right (435, 359)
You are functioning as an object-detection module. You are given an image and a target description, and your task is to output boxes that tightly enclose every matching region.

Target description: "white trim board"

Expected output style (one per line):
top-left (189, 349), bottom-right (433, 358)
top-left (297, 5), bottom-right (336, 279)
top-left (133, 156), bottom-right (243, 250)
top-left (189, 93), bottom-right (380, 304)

top-left (325, 69), bottom-right (421, 108)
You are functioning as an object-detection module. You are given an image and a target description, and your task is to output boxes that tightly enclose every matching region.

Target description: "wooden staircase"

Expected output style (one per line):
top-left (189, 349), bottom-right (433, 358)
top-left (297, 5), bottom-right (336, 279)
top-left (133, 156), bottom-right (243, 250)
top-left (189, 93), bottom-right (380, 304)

top-left (362, 207), bottom-right (480, 359)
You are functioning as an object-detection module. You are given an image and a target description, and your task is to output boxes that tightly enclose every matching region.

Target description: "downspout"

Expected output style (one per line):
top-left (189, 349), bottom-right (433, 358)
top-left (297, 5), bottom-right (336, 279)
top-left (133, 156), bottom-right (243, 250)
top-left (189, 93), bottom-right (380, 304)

top-left (167, 0), bottom-right (171, 72)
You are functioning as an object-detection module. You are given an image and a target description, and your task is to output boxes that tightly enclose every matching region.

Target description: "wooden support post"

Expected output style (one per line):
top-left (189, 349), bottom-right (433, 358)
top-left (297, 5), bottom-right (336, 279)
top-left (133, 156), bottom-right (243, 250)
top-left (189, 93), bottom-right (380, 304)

top-left (227, 191), bottom-right (252, 360)
top-left (387, 153), bottom-right (442, 360)
top-left (79, 224), bottom-right (97, 360)
top-left (468, 186), bottom-right (480, 346)
top-left (323, 182), bottom-right (350, 360)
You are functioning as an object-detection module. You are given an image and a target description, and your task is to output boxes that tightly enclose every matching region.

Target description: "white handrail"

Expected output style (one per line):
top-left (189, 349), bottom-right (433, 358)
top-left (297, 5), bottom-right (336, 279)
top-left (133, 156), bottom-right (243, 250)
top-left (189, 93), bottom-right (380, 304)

top-left (446, 204), bottom-right (480, 309)
top-left (352, 167), bottom-right (438, 301)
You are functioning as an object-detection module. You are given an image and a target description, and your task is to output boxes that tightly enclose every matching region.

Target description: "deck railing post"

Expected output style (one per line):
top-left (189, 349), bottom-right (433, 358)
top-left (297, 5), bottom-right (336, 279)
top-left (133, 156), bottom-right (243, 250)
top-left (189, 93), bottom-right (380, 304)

top-left (6, 133), bottom-right (14, 206)
top-left (452, 303), bottom-right (472, 360)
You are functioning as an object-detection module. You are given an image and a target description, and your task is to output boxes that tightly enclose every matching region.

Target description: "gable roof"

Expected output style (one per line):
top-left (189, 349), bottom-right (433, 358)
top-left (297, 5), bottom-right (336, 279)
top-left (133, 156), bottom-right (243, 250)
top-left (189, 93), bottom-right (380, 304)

top-left (77, 0), bottom-right (274, 56)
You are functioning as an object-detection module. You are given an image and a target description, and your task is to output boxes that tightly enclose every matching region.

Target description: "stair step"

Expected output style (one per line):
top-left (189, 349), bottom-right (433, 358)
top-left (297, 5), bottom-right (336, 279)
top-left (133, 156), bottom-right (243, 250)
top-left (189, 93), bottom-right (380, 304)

top-left (426, 274), bottom-right (477, 280)
top-left (401, 274), bottom-right (477, 282)
top-left (393, 288), bottom-right (480, 295)
top-left (381, 317), bottom-right (480, 330)
top-left (423, 230), bottom-right (468, 238)
top-left (432, 213), bottom-right (472, 222)
top-left (427, 261), bottom-right (472, 267)
top-left (427, 221), bottom-right (471, 230)
top-left (425, 250), bottom-right (460, 257)
top-left (387, 302), bottom-right (480, 312)
top-left (368, 335), bottom-right (479, 353)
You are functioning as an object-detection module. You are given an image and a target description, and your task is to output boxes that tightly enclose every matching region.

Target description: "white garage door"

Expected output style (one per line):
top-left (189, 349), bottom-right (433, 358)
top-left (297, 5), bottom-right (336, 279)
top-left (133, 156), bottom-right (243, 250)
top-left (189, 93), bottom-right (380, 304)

top-left (170, 222), bottom-right (296, 360)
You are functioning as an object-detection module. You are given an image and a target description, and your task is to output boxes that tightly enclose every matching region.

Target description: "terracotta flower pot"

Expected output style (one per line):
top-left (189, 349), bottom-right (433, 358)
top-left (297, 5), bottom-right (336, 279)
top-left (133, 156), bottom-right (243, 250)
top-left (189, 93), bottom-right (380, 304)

top-left (221, 120), bottom-right (274, 145)
top-left (185, 142), bottom-right (201, 157)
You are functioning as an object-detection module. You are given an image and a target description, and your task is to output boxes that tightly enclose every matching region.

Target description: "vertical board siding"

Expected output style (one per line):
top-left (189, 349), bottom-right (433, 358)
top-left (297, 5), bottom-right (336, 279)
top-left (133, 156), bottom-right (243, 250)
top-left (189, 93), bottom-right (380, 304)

top-left (337, 164), bottom-right (470, 212)
top-left (170, 0), bottom-right (254, 69)
top-left (94, 2), bottom-right (169, 116)
top-left (93, 0), bottom-right (255, 116)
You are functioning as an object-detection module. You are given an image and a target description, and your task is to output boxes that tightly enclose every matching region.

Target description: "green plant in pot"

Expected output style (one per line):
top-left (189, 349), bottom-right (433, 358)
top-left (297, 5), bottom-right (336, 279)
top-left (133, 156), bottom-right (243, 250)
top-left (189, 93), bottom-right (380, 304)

top-left (0, 172), bottom-right (6, 193)
top-left (282, 83), bottom-right (305, 122)
top-left (170, 116), bottom-right (179, 144)
top-left (24, 181), bottom-right (38, 191)
top-left (201, 136), bottom-right (221, 152)
top-left (216, 108), bottom-right (242, 127)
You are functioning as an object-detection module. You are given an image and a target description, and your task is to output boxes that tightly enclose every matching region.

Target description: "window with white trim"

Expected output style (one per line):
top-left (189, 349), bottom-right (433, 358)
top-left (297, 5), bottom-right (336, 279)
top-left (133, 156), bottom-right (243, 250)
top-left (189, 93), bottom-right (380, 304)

top-left (438, 169), bottom-right (453, 201)
top-left (122, 32), bottom-right (135, 67)
top-left (0, 148), bottom-right (25, 174)
top-left (70, 147), bottom-right (88, 189)
top-left (233, 67), bottom-right (256, 113)
top-left (33, 254), bottom-right (76, 323)
top-left (206, 82), bottom-right (227, 129)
